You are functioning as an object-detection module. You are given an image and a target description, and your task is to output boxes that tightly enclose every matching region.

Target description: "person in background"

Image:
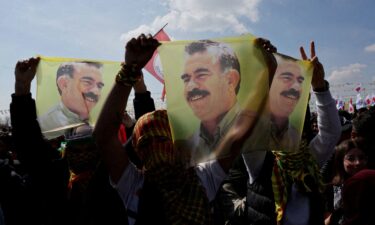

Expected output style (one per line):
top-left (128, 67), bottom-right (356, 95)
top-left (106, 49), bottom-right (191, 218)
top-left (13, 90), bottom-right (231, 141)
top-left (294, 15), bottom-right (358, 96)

top-left (341, 169), bottom-right (375, 225)
top-left (214, 41), bottom-right (341, 225)
top-left (8, 57), bottom-right (70, 225)
top-left (94, 33), bottom-right (267, 225)
top-left (325, 138), bottom-right (368, 225)
top-left (351, 109), bottom-right (375, 168)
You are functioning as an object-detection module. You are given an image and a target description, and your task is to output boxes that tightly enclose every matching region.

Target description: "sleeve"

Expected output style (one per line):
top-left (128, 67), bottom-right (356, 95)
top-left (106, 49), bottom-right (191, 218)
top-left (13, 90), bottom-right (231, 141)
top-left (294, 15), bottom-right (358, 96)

top-left (10, 93), bottom-right (60, 166)
top-left (133, 91), bottom-right (156, 120)
top-left (110, 164), bottom-right (144, 218)
top-left (309, 90), bottom-right (341, 167)
top-left (10, 93), bottom-right (70, 223)
top-left (195, 160), bottom-right (227, 202)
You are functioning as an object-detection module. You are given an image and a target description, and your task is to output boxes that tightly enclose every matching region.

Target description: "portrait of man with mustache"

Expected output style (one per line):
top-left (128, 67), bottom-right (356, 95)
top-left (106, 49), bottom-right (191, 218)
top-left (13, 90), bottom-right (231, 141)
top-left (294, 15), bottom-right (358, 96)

top-left (38, 61), bottom-right (104, 139)
top-left (269, 53), bottom-right (305, 150)
top-left (180, 40), bottom-right (242, 164)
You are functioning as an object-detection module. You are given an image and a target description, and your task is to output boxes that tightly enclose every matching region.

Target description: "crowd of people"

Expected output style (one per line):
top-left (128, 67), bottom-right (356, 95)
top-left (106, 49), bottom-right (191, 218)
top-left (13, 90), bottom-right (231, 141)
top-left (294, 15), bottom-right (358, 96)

top-left (1, 33), bottom-right (375, 225)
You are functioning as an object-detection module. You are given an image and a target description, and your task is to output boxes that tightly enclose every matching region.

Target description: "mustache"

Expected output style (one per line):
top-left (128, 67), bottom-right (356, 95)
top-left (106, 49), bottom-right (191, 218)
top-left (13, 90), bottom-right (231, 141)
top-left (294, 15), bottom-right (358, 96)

top-left (187, 88), bottom-right (210, 100)
top-left (83, 92), bottom-right (99, 103)
top-left (280, 88), bottom-right (300, 99)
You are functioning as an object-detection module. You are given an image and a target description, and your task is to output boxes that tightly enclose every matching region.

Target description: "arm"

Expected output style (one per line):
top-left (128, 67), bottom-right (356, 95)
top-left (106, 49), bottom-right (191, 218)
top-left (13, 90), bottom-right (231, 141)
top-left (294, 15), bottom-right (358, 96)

top-left (11, 57), bottom-right (60, 166)
top-left (300, 42), bottom-right (341, 167)
top-left (10, 57), bottom-right (70, 225)
top-left (94, 34), bottom-right (160, 183)
top-left (217, 39), bottom-right (276, 173)
top-left (133, 75), bottom-right (155, 120)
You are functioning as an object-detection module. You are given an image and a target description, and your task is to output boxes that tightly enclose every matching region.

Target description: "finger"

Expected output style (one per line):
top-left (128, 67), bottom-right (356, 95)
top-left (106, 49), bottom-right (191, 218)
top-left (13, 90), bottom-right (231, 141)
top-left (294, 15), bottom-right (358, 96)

top-left (310, 41), bottom-right (316, 59)
top-left (152, 39), bottom-right (161, 48)
top-left (29, 57), bottom-right (40, 73)
top-left (139, 33), bottom-right (146, 42)
top-left (311, 56), bottom-right (318, 64)
top-left (146, 33), bottom-right (157, 46)
top-left (29, 57), bottom-right (40, 66)
top-left (268, 44), bottom-right (277, 53)
top-left (300, 46), bottom-right (308, 60)
top-left (140, 33), bottom-right (152, 47)
top-left (18, 59), bottom-right (30, 72)
top-left (126, 38), bottom-right (138, 50)
top-left (15, 60), bottom-right (24, 70)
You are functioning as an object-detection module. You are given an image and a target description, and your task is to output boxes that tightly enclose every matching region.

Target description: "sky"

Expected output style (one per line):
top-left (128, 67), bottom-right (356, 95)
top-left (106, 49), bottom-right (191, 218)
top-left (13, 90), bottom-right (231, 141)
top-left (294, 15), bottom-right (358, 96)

top-left (1, 0), bottom-right (375, 116)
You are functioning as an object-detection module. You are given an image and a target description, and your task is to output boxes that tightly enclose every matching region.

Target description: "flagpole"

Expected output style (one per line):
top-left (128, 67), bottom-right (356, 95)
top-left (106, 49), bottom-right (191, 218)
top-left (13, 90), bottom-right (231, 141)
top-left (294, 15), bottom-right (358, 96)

top-left (153, 23), bottom-right (168, 37)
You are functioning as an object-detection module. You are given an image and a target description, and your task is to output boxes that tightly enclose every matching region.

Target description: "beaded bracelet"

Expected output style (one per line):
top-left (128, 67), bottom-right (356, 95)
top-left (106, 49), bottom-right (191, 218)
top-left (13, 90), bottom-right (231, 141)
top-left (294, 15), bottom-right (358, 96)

top-left (115, 63), bottom-right (142, 87)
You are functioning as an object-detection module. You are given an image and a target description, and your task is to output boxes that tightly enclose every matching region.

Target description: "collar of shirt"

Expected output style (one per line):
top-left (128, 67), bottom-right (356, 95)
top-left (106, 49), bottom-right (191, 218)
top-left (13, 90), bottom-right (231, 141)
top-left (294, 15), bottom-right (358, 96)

top-left (198, 102), bottom-right (241, 147)
top-left (59, 101), bottom-right (82, 121)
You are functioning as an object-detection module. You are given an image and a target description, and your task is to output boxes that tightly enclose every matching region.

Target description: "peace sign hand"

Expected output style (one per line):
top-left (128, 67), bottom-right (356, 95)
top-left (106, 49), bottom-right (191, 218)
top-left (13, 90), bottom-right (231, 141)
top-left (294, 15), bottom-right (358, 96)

top-left (300, 41), bottom-right (326, 90)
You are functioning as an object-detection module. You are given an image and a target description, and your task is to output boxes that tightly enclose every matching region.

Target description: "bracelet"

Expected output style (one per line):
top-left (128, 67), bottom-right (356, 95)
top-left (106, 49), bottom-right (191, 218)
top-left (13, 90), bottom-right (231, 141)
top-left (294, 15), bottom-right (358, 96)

top-left (115, 63), bottom-right (142, 87)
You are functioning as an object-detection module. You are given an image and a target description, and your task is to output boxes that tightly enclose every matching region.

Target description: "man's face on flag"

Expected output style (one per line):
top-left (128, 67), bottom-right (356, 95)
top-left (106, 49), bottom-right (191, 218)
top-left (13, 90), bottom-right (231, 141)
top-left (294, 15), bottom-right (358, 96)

top-left (269, 60), bottom-right (304, 118)
top-left (181, 51), bottom-right (236, 122)
top-left (59, 63), bottom-right (104, 118)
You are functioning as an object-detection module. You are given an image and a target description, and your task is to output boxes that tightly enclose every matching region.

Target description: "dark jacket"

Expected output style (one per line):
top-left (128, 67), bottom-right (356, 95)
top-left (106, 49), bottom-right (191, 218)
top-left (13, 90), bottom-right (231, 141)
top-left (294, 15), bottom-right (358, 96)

top-left (8, 93), bottom-right (70, 225)
top-left (214, 152), bottom-right (276, 225)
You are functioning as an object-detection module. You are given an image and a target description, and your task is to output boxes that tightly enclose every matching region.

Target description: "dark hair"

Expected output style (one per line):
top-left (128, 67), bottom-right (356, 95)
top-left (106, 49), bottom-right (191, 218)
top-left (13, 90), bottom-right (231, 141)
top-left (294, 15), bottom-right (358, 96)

top-left (274, 53), bottom-right (298, 63)
top-left (352, 110), bottom-right (375, 139)
top-left (332, 138), bottom-right (367, 185)
top-left (56, 61), bottom-right (103, 95)
top-left (185, 40), bottom-right (241, 93)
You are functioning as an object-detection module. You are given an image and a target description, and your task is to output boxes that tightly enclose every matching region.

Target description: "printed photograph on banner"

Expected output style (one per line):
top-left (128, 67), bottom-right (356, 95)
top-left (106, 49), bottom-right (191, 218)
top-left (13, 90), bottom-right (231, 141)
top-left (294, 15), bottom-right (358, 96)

top-left (158, 34), bottom-right (274, 164)
top-left (269, 53), bottom-right (313, 151)
top-left (35, 57), bottom-right (121, 140)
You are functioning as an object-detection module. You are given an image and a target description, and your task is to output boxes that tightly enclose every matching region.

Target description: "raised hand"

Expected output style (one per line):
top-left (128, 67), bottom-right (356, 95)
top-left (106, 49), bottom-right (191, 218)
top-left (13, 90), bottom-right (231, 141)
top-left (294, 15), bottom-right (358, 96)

top-left (255, 37), bottom-right (277, 54)
top-left (14, 57), bottom-right (40, 95)
top-left (125, 33), bottom-right (161, 70)
top-left (255, 37), bottom-right (277, 86)
top-left (300, 41), bottom-right (326, 90)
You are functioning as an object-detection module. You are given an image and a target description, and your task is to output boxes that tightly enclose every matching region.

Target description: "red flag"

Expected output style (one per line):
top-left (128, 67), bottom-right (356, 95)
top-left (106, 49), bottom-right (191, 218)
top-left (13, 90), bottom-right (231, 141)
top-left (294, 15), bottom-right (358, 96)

top-left (365, 94), bottom-right (371, 106)
top-left (348, 97), bottom-right (354, 114)
top-left (144, 28), bottom-right (171, 83)
top-left (161, 85), bottom-right (166, 102)
top-left (354, 83), bottom-right (362, 93)
top-left (143, 27), bottom-right (170, 101)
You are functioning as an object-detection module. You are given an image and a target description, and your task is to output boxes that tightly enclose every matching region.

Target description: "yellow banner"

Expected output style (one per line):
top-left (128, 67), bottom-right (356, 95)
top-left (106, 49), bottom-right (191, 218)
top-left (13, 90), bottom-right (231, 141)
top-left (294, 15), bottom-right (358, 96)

top-left (36, 56), bottom-right (121, 139)
top-left (35, 34), bottom-right (313, 162)
top-left (158, 34), bottom-right (313, 164)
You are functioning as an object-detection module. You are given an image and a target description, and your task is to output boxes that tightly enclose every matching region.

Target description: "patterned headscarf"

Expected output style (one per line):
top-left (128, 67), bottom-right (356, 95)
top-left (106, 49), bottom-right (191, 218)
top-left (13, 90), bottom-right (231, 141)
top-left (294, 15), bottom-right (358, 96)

top-left (132, 109), bottom-right (175, 169)
top-left (132, 110), bottom-right (212, 225)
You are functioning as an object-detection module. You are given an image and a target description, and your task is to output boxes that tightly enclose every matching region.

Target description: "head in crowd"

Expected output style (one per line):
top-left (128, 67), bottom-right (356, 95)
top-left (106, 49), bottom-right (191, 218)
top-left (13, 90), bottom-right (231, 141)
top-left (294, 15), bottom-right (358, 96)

top-left (132, 110), bottom-right (176, 170)
top-left (269, 54), bottom-right (304, 120)
top-left (130, 109), bottom-right (212, 225)
top-left (181, 40), bottom-right (241, 123)
top-left (56, 61), bottom-right (104, 119)
top-left (351, 109), bottom-right (375, 168)
top-left (342, 169), bottom-right (375, 225)
top-left (339, 110), bottom-right (352, 126)
top-left (351, 109), bottom-right (375, 140)
top-left (332, 138), bottom-right (368, 185)
top-left (63, 124), bottom-right (99, 175)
